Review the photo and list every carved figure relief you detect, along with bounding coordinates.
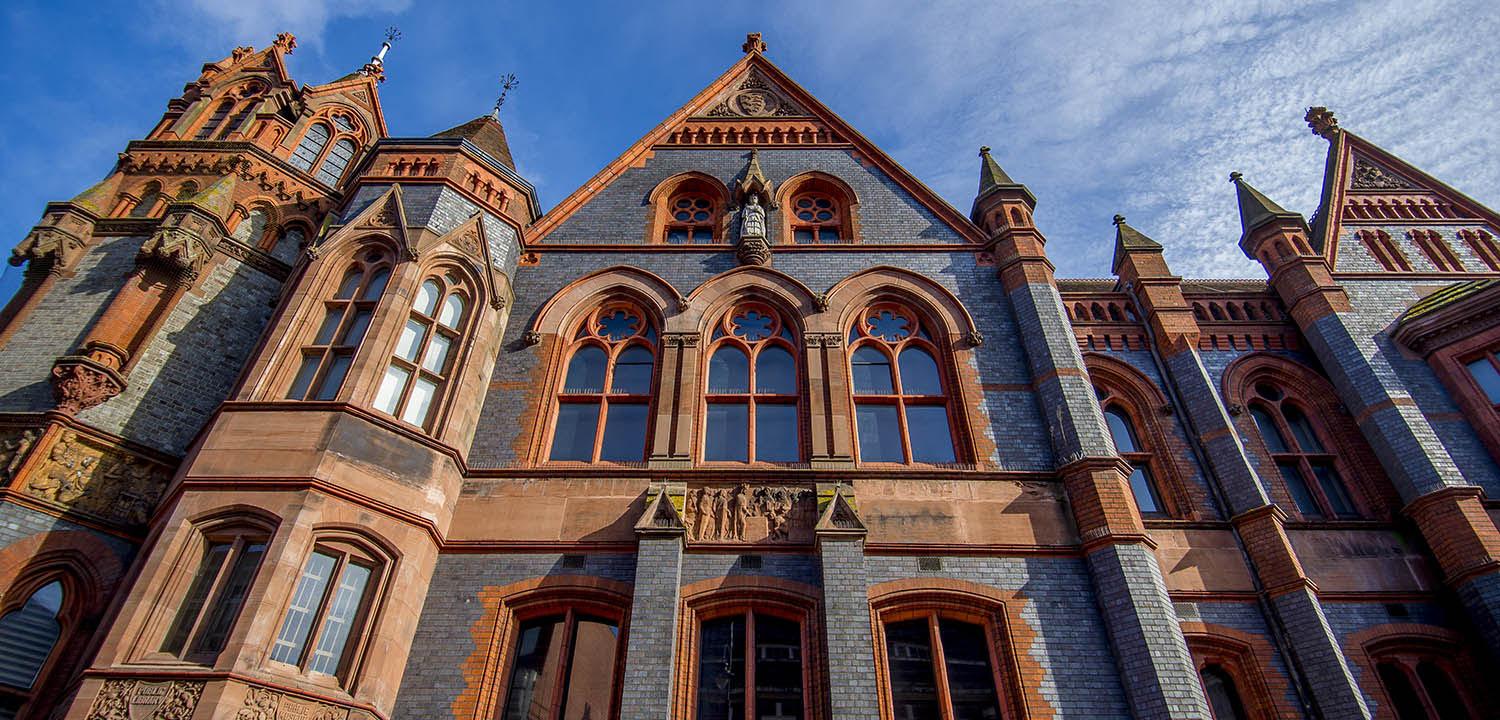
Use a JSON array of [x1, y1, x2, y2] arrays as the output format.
[[0, 428, 38, 481], [687, 484, 814, 543], [736, 194, 772, 267], [87, 679, 204, 720], [1351, 157, 1414, 190], [24, 431, 170, 527]]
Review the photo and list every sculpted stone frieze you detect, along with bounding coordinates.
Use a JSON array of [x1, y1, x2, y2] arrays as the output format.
[[687, 484, 814, 544], [0, 428, 40, 481], [237, 686, 350, 720], [1351, 157, 1414, 190], [705, 73, 805, 118], [25, 431, 170, 527], [87, 679, 204, 720]]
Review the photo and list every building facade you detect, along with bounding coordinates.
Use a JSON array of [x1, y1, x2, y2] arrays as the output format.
[[0, 31, 1497, 720]]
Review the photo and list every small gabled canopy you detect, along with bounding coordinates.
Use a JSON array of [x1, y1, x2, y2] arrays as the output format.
[[1230, 171, 1304, 240], [175, 174, 238, 222], [1110, 214, 1162, 274], [432, 113, 516, 171], [970, 146, 1035, 221]]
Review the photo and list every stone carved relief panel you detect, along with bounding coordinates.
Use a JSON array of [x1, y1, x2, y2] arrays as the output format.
[[687, 484, 815, 544], [21, 431, 171, 527], [87, 679, 204, 720], [1351, 157, 1415, 190], [704, 72, 807, 118], [0, 428, 40, 482], [237, 686, 353, 720]]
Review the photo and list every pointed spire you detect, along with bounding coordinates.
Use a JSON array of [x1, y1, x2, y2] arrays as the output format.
[[1230, 171, 1304, 238], [1110, 213, 1163, 274], [732, 148, 774, 206], [434, 114, 516, 170], [977, 145, 1018, 193], [68, 177, 117, 217], [360, 26, 400, 82]]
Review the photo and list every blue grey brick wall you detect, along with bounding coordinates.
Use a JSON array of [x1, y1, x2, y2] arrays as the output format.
[[0, 236, 140, 413], [1180, 600, 1304, 713], [1322, 599, 1456, 715], [680, 549, 821, 587], [0, 502, 137, 567], [392, 552, 637, 716], [820, 539, 879, 720], [621, 537, 683, 720], [1268, 589, 1371, 718], [541, 148, 966, 246], [1332, 224, 1499, 274], [341, 184, 521, 276]]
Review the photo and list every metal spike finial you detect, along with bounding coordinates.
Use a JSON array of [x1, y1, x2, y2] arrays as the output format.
[[375, 25, 401, 63], [1112, 214, 1125, 226], [979, 145, 991, 156], [1229, 171, 1244, 183], [492, 73, 520, 118]]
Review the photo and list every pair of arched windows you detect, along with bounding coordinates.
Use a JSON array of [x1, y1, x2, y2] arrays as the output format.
[[1245, 381, 1358, 519], [289, 113, 361, 187], [1097, 389, 1169, 517], [192, 82, 264, 141], [546, 300, 958, 466], [657, 177, 849, 244]]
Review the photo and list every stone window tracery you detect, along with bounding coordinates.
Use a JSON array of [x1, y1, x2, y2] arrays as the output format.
[[848, 303, 956, 464], [777, 173, 857, 244], [373, 271, 470, 429], [703, 303, 801, 464], [548, 303, 657, 463], [789, 192, 841, 244], [287, 249, 392, 401], [1246, 381, 1359, 519], [290, 113, 363, 187], [665, 192, 719, 244], [269, 538, 385, 685], [1369, 644, 1478, 719], [289, 122, 331, 173]]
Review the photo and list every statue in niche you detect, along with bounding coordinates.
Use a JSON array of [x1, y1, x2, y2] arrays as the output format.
[[741, 193, 767, 239]]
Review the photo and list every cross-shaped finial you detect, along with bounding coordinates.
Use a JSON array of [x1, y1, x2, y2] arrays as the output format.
[[743, 32, 767, 54], [493, 73, 520, 117]]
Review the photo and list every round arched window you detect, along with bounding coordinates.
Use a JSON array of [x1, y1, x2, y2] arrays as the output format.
[[791, 192, 841, 243]]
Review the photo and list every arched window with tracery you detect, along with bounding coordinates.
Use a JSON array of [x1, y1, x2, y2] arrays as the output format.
[[0, 581, 64, 715], [194, 98, 236, 140], [1368, 642, 1480, 720], [790, 191, 842, 244], [289, 122, 331, 172], [703, 303, 801, 463], [1245, 381, 1359, 519], [373, 271, 470, 429], [548, 304, 657, 463], [316, 138, 359, 187], [848, 303, 956, 464], [287, 248, 392, 401], [665, 191, 719, 244], [1097, 389, 1168, 517], [129, 181, 164, 218]]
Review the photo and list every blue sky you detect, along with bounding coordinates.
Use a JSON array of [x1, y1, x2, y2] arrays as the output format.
[[3, 0, 1499, 304]]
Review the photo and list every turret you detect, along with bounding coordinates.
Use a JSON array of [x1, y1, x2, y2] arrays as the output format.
[[1231, 172, 1350, 325], [969, 145, 1037, 236]]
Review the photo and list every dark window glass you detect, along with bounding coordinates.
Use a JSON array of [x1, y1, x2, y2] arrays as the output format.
[[755, 346, 796, 394], [195, 100, 235, 140], [939, 619, 1001, 720], [161, 542, 230, 654], [756, 404, 799, 463], [551, 404, 600, 461], [884, 619, 941, 720], [794, 229, 815, 244], [706, 403, 750, 463], [1250, 406, 1288, 453], [503, 617, 566, 720], [698, 616, 747, 720], [0, 581, 63, 689], [1310, 462, 1355, 517], [599, 403, 649, 462], [666, 228, 690, 244], [611, 346, 654, 394], [562, 617, 619, 720], [191, 542, 266, 653], [313, 354, 352, 401], [1282, 406, 1324, 451], [1466, 357, 1500, 404], [856, 404, 904, 462], [898, 347, 943, 396], [1128, 467, 1162, 516], [905, 406, 956, 464], [564, 347, 608, 393], [755, 615, 804, 720], [1377, 662, 1428, 720], [1200, 665, 1248, 720], [1277, 462, 1322, 517], [1415, 661, 1469, 720], [851, 347, 894, 394], [1103, 408, 1138, 452], [710, 347, 750, 393]]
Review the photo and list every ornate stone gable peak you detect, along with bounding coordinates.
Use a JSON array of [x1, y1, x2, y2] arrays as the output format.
[[1350, 156, 1416, 191], [700, 70, 809, 119]]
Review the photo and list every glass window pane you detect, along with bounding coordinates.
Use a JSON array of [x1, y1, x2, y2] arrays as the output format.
[[897, 347, 943, 396], [287, 354, 321, 400], [939, 618, 1001, 720], [334, 268, 363, 299], [611, 346, 654, 394], [314, 307, 345, 345], [422, 333, 453, 374], [502, 617, 567, 720], [756, 404, 799, 463], [1103, 408, 1139, 453], [162, 542, 231, 654], [307, 562, 371, 675], [339, 309, 372, 345], [1128, 467, 1162, 515], [290, 123, 329, 172], [550, 404, 600, 461], [313, 354, 352, 401], [856, 403, 904, 463], [361, 267, 390, 301], [439, 293, 466, 329], [1466, 357, 1500, 404], [884, 619, 940, 720], [1250, 406, 1289, 453], [794, 229, 816, 244], [666, 228, 689, 244], [1277, 461, 1322, 517], [600, 402, 649, 462], [755, 615, 804, 720], [709, 346, 750, 393], [1416, 661, 1469, 720], [1201, 666, 1248, 720], [316, 139, 358, 186], [706, 403, 749, 462], [270, 552, 337, 665], [755, 346, 796, 395], [1310, 462, 1356, 517], [395, 319, 425, 361], [697, 616, 747, 720], [561, 617, 620, 720], [0, 582, 64, 689], [373, 364, 410, 415], [1281, 406, 1324, 452], [1377, 662, 1428, 720], [906, 405, 956, 464], [564, 347, 608, 393], [191, 542, 265, 654], [415, 280, 441, 317], [851, 346, 895, 395], [401, 377, 438, 426]]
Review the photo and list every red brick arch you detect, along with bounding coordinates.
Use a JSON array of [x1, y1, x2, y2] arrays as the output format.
[[1180, 621, 1300, 719], [1343, 622, 1490, 720], [685, 265, 821, 336], [775, 170, 862, 244], [645, 171, 733, 244]]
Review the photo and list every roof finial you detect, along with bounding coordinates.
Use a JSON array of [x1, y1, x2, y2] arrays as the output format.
[[1229, 171, 1244, 184], [360, 26, 401, 82], [1112, 213, 1125, 226], [979, 145, 991, 157], [492, 73, 520, 119], [1305, 106, 1339, 140], [743, 32, 767, 54], [273, 32, 297, 55]]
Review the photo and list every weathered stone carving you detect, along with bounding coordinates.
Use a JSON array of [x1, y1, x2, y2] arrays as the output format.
[[741, 194, 767, 239], [706, 72, 804, 118], [1351, 158, 1414, 190], [139, 221, 217, 279], [688, 484, 814, 543], [51, 361, 125, 414], [0, 428, 39, 481], [87, 679, 204, 720], [237, 686, 350, 720], [12, 214, 93, 275], [25, 431, 170, 526]]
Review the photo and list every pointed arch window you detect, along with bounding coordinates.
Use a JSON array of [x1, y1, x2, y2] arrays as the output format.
[[0, 581, 64, 706], [790, 192, 841, 244], [1247, 382, 1358, 519], [549, 304, 657, 463], [195, 99, 236, 140], [665, 192, 719, 244], [1097, 389, 1168, 517], [287, 249, 391, 401], [848, 304, 957, 464], [703, 304, 801, 463], [1371, 649, 1478, 720], [1199, 665, 1249, 720], [373, 272, 470, 429], [316, 138, 359, 187], [269, 538, 385, 685], [129, 182, 164, 218], [289, 122, 331, 173]]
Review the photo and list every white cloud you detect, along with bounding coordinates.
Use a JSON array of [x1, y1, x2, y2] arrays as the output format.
[[162, 0, 411, 49], [774, 0, 1500, 277]]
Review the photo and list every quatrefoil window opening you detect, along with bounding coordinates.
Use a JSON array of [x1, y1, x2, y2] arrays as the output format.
[[704, 303, 800, 464], [665, 192, 718, 244], [791, 191, 841, 244]]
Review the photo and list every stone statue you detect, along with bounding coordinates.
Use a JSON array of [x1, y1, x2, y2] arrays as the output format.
[[741, 194, 766, 239]]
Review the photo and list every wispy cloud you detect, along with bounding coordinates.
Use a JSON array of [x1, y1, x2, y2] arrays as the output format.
[[775, 0, 1500, 277], [159, 0, 411, 50]]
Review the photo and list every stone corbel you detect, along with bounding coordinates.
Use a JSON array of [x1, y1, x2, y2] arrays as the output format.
[[138, 219, 219, 281], [50, 356, 126, 414]]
